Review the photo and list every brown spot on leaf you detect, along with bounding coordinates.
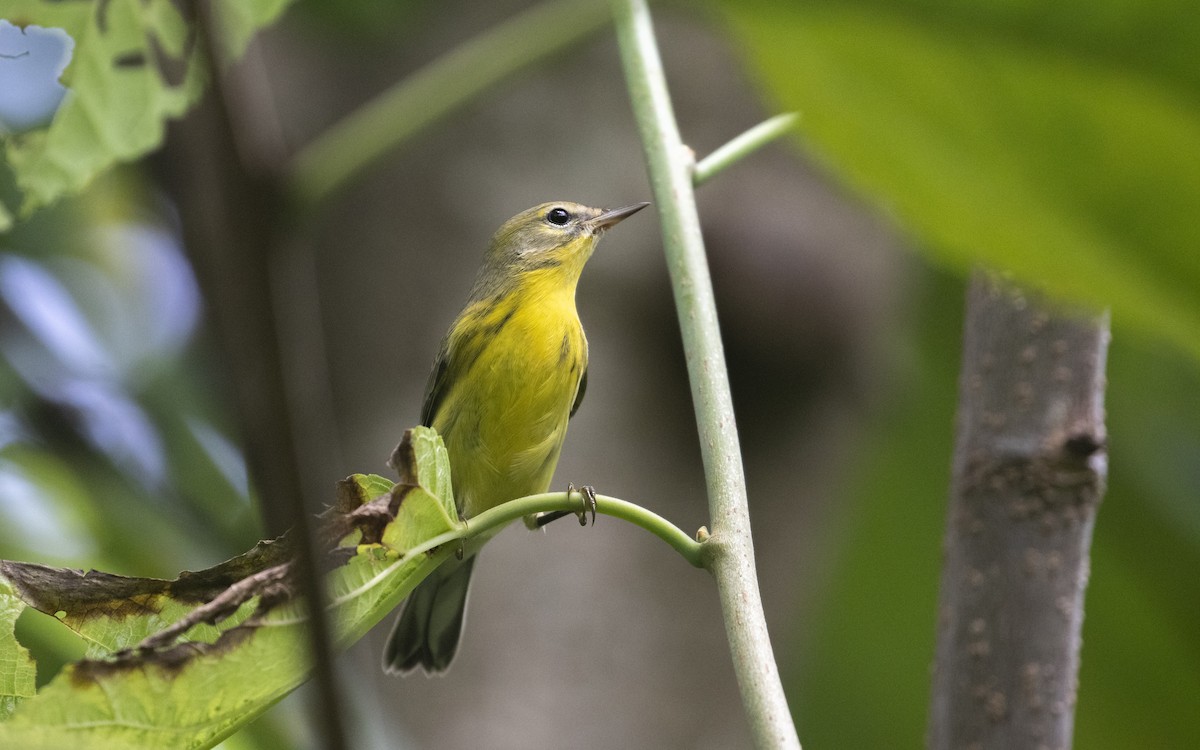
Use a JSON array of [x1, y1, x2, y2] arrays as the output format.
[[388, 429, 419, 485], [170, 536, 294, 604], [3, 428, 432, 688], [71, 624, 258, 685], [332, 476, 369, 514], [146, 30, 190, 87], [146, 562, 292, 646], [336, 486, 412, 546], [113, 51, 146, 69], [0, 561, 170, 622]]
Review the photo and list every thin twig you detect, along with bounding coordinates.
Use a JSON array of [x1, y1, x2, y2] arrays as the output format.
[[693, 113, 799, 187], [612, 1, 801, 747], [468, 491, 705, 568]]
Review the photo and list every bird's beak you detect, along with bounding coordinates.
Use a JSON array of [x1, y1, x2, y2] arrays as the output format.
[[588, 202, 650, 233]]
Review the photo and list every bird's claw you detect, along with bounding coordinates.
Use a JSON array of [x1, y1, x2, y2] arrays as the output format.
[[533, 484, 598, 528], [569, 483, 597, 526]]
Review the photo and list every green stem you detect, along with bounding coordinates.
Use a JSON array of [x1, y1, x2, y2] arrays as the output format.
[[421, 492, 705, 568], [693, 113, 799, 187], [286, 0, 612, 209], [612, 1, 801, 748]]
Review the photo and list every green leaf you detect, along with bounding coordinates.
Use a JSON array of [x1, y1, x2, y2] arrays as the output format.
[[3, 0, 204, 220], [0, 426, 461, 750], [352, 472, 396, 502], [0, 0, 294, 225], [723, 0, 1200, 359], [0, 579, 37, 720]]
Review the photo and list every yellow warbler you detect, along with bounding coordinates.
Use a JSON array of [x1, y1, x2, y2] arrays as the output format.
[[383, 200, 648, 674]]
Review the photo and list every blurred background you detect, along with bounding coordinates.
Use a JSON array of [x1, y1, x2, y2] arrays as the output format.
[[1, 0, 1197, 748]]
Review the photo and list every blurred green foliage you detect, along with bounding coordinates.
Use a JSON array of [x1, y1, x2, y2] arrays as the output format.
[[791, 263, 1200, 747], [0, 178, 301, 747], [0, 0, 1197, 747], [718, 1, 1200, 744], [0, 0, 293, 228], [0, 449, 460, 750], [724, 0, 1200, 359], [789, 267, 958, 748]]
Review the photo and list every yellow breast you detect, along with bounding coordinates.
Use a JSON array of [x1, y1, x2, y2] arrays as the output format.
[[432, 282, 587, 519]]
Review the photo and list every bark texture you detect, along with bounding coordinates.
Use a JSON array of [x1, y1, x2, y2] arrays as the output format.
[[930, 271, 1110, 750]]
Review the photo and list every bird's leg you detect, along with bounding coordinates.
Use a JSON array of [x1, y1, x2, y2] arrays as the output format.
[[533, 483, 597, 528], [533, 510, 569, 528], [575, 484, 597, 526]]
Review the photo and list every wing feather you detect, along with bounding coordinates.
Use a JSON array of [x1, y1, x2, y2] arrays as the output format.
[[569, 366, 587, 418], [420, 340, 452, 427]]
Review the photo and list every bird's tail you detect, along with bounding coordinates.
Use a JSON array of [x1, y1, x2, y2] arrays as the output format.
[[382, 555, 476, 675]]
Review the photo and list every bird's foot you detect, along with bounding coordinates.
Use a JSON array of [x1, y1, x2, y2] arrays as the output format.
[[533, 483, 597, 528], [573, 483, 597, 526]]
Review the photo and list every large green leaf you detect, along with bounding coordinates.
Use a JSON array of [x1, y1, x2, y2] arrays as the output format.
[[0, 427, 461, 750], [0, 0, 294, 230], [790, 270, 959, 749], [1076, 335, 1200, 748], [724, 0, 1200, 359]]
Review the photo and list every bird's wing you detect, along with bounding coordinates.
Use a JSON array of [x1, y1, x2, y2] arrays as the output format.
[[569, 366, 588, 419], [420, 339, 453, 428]]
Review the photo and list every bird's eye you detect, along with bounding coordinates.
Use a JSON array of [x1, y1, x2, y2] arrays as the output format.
[[546, 207, 571, 226]]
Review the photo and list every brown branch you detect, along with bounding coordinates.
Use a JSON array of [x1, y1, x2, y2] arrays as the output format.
[[156, 3, 348, 748], [929, 270, 1110, 749]]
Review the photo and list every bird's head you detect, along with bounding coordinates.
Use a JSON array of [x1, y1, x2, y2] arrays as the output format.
[[484, 201, 649, 281]]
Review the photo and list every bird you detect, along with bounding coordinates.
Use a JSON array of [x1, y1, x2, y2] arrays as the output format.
[[383, 200, 649, 675]]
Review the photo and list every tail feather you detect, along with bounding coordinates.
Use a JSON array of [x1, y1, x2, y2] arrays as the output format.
[[383, 556, 476, 675]]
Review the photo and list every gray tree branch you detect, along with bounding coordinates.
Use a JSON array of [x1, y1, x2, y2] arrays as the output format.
[[930, 270, 1110, 749]]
